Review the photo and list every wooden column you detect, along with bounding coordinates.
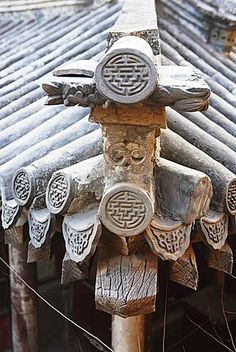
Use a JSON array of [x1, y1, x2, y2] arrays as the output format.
[[8, 242, 39, 352], [112, 315, 145, 352]]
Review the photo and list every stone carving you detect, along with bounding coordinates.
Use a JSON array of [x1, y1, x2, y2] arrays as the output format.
[[47, 174, 69, 211], [226, 180, 236, 214], [63, 210, 102, 263], [28, 209, 52, 248], [13, 170, 32, 206], [1, 200, 20, 229], [42, 79, 106, 108], [145, 219, 192, 260], [95, 36, 157, 104], [102, 54, 149, 96], [99, 183, 154, 236], [108, 142, 146, 166], [200, 212, 228, 250]]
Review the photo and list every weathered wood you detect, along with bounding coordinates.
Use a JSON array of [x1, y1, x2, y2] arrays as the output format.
[[112, 315, 145, 352], [199, 210, 228, 250], [8, 243, 39, 352], [208, 242, 233, 274], [169, 245, 199, 290], [160, 129, 236, 215], [27, 238, 51, 263], [95, 247, 158, 317], [61, 251, 88, 284], [4, 226, 25, 245]]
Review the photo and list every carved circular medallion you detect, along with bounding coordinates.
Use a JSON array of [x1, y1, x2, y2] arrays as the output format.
[[99, 183, 154, 236], [95, 37, 157, 104], [13, 170, 32, 206], [46, 174, 70, 214], [226, 180, 236, 214]]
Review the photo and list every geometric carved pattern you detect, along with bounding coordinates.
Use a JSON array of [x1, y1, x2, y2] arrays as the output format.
[[64, 224, 93, 256], [99, 184, 154, 236], [47, 174, 68, 209], [13, 170, 31, 203], [1, 202, 20, 229], [200, 213, 228, 250], [108, 142, 146, 166], [63, 211, 102, 263], [28, 210, 52, 248], [107, 191, 146, 229], [227, 180, 236, 214], [145, 220, 192, 260], [103, 54, 149, 97]]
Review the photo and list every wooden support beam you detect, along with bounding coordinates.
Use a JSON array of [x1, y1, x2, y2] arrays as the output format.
[[8, 242, 39, 352], [112, 315, 145, 352]]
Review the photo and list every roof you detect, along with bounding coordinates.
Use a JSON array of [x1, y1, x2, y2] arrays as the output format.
[[0, 0, 236, 317]]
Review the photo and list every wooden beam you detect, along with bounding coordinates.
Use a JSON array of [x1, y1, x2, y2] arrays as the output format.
[[8, 242, 39, 352], [112, 315, 145, 352]]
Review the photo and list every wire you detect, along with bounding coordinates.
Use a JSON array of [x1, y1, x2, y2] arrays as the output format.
[[0, 255, 113, 352]]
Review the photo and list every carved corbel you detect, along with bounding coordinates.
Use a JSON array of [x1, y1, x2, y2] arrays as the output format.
[[208, 242, 233, 275], [169, 245, 199, 290]]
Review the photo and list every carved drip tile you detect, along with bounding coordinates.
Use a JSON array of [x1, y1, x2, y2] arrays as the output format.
[[63, 209, 102, 263], [208, 242, 233, 275], [169, 245, 199, 290], [145, 218, 192, 261], [1, 199, 21, 229], [95, 248, 158, 317], [199, 211, 228, 250], [28, 208, 54, 248]]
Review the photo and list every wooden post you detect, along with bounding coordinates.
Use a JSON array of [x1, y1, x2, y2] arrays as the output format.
[[8, 242, 39, 352], [112, 315, 145, 352]]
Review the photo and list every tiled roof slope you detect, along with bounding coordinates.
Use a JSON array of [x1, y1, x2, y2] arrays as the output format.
[[0, 0, 236, 295]]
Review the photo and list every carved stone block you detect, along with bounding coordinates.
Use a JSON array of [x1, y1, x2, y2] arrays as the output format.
[[99, 183, 154, 236], [199, 211, 228, 250], [63, 209, 102, 263], [145, 218, 192, 261], [95, 247, 158, 317], [95, 36, 157, 104]]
